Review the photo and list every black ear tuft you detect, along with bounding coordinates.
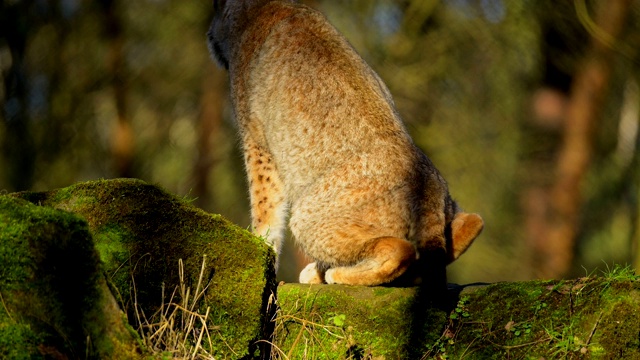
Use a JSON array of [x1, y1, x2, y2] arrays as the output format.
[[213, 0, 226, 13], [207, 0, 230, 69], [213, 42, 229, 70]]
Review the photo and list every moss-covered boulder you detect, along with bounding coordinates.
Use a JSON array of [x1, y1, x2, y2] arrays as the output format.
[[273, 284, 448, 359], [0, 196, 142, 359], [445, 275, 640, 359], [15, 178, 276, 359], [5, 178, 640, 359], [275, 271, 640, 359]]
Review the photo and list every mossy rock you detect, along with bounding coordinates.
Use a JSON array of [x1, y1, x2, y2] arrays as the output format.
[[274, 283, 448, 359], [7, 178, 640, 359], [445, 276, 640, 359], [276, 273, 640, 359], [0, 196, 142, 359], [15, 178, 276, 359]]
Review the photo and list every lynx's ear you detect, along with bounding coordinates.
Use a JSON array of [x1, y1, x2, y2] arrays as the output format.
[[207, 0, 230, 69], [447, 212, 483, 264], [213, 0, 225, 12]]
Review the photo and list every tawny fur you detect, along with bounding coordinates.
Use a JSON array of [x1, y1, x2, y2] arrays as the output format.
[[207, 0, 483, 286]]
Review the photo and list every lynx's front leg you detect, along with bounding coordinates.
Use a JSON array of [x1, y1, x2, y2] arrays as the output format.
[[244, 139, 288, 261], [299, 262, 325, 284]]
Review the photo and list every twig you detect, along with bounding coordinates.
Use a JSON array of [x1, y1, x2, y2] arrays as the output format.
[[0, 291, 14, 322], [256, 339, 289, 360], [585, 312, 603, 346], [215, 328, 239, 356], [132, 273, 147, 344], [286, 321, 307, 359], [184, 256, 209, 348], [497, 336, 553, 350], [191, 255, 208, 310], [191, 306, 210, 360], [277, 313, 344, 332]]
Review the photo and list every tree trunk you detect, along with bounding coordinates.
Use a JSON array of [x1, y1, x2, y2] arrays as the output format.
[[192, 64, 226, 211], [538, 0, 632, 278], [0, 1, 36, 191], [100, 0, 134, 178]]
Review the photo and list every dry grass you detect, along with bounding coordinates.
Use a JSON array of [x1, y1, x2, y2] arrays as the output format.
[[266, 287, 371, 360], [133, 255, 223, 359]]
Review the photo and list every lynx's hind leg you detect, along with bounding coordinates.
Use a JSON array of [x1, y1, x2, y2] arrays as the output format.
[[244, 140, 288, 261], [447, 212, 483, 263], [324, 237, 416, 286]]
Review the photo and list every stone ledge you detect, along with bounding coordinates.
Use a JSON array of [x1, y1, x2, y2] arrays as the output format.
[[274, 276, 640, 359], [3, 179, 639, 359], [8, 178, 276, 359]]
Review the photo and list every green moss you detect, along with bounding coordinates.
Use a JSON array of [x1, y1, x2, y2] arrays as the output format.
[[275, 284, 447, 359], [6, 180, 640, 359], [15, 178, 275, 359], [0, 196, 97, 355], [0, 195, 143, 359], [424, 277, 640, 359], [0, 309, 41, 360], [275, 276, 640, 359]]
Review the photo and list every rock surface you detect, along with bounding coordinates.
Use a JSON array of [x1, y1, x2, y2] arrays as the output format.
[[10, 178, 276, 359], [0, 195, 141, 359], [273, 283, 448, 359], [3, 178, 640, 359], [275, 275, 640, 359]]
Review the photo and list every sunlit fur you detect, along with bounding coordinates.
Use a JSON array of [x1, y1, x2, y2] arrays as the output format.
[[207, 0, 483, 286]]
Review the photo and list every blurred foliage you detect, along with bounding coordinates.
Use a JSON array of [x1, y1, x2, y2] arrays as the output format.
[[1, 0, 639, 284]]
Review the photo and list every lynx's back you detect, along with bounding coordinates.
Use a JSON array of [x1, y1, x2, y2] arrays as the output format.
[[246, 5, 418, 198]]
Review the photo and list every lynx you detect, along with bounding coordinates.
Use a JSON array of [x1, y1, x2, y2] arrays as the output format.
[[207, 0, 483, 286]]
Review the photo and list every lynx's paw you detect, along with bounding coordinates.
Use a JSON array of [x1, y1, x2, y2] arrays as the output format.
[[324, 268, 336, 284], [299, 262, 325, 284]]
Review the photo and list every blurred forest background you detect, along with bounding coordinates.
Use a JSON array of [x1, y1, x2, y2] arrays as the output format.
[[1, 0, 639, 284]]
